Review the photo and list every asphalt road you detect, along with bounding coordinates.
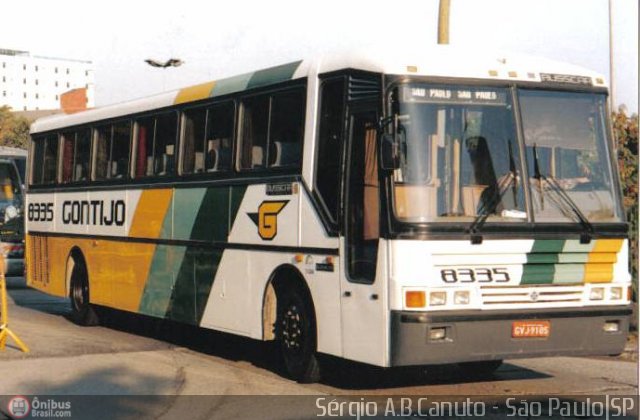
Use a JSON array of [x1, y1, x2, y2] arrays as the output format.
[[0, 277, 637, 419]]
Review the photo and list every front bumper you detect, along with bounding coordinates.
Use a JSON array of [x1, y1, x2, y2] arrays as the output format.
[[390, 306, 631, 366]]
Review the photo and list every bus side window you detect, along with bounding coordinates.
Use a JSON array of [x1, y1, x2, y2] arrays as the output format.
[[30, 136, 46, 185], [154, 113, 177, 176], [94, 125, 111, 180], [239, 95, 269, 170], [135, 117, 155, 177], [94, 121, 131, 180], [111, 121, 131, 179], [315, 77, 345, 224], [61, 131, 76, 183], [134, 113, 177, 177], [239, 88, 304, 171], [268, 89, 304, 168], [42, 134, 59, 184], [182, 107, 207, 174], [74, 129, 92, 181], [205, 102, 234, 172]]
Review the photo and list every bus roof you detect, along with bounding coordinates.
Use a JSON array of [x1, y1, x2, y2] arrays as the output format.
[[0, 146, 27, 157], [31, 46, 606, 134]]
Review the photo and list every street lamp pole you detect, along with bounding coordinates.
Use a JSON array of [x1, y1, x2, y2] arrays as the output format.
[[608, 0, 615, 110], [438, 0, 451, 45]]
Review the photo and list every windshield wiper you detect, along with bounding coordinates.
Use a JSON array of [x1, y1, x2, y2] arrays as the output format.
[[532, 144, 594, 243], [467, 172, 517, 244], [468, 140, 520, 244]]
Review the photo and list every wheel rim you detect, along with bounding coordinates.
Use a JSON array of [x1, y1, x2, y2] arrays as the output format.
[[72, 275, 87, 311], [281, 303, 304, 355]]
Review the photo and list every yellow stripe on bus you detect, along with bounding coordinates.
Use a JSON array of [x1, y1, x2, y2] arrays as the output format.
[[590, 239, 624, 254], [583, 263, 616, 283], [174, 81, 216, 104], [37, 236, 157, 312], [129, 189, 173, 239], [583, 239, 624, 283]]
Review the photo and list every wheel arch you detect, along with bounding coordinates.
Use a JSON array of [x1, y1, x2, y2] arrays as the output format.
[[261, 263, 316, 341], [65, 246, 87, 297]]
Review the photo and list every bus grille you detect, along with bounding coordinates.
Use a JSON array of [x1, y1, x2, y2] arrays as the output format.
[[480, 285, 583, 309], [28, 234, 49, 285]]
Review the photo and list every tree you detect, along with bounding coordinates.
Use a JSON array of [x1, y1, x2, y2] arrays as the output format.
[[0, 106, 30, 149], [613, 108, 639, 298]]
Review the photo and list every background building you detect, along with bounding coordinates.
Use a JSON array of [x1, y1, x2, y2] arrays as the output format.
[[0, 48, 94, 111]]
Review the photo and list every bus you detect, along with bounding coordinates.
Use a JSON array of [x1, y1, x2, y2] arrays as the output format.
[[26, 47, 632, 382], [0, 147, 27, 276], [0, 146, 27, 183], [0, 158, 25, 275]]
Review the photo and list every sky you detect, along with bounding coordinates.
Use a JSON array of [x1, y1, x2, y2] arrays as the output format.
[[1, 0, 638, 113]]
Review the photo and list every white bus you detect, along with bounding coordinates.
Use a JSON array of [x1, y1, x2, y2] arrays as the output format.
[[26, 47, 632, 382]]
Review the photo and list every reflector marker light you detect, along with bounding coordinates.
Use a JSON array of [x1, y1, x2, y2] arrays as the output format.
[[405, 291, 426, 308]]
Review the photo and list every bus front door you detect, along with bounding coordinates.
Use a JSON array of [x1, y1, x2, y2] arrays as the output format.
[[340, 110, 387, 366]]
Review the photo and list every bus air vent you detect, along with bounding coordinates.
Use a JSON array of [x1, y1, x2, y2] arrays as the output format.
[[347, 75, 381, 103]]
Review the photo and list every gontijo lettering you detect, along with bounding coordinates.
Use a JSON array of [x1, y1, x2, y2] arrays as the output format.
[[62, 200, 126, 226]]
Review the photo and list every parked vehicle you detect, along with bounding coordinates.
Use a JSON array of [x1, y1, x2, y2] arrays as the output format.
[[0, 159, 24, 276]]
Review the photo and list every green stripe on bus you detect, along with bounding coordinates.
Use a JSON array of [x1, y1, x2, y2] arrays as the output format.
[[142, 185, 247, 321], [521, 263, 555, 284], [229, 185, 248, 231], [246, 61, 302, 90], [526, 253, 559, 264], [521, 240, 598, 284], [530, 239, 565, 253], [211, 73, 253, 98], [521, 240, 564, 284], [165, 247, 224, 324], [138, 245, 188, 317], [159, 196, 173, 239], [173, 188, 208, 239], [190, 187, 232, 242]]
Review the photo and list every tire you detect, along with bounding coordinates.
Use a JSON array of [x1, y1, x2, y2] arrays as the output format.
[[69, 257, 99, 326], [276, 287, 321, 383], [458, 360, 503, 377]]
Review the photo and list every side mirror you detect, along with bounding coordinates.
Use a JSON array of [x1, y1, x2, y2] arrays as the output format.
[[380, 133, 400, 171]]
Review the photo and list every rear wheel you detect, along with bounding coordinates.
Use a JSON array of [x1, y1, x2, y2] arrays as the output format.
[[69, 257, 99, 326], [276, 287, 321, 383]]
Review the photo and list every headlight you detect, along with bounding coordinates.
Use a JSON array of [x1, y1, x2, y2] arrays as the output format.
[[610, 287, 623, 300], [589, 287, 605, 301], [454, 290, 470, 305], [429, 291, 447, 306], [4, 205, 17, 221]]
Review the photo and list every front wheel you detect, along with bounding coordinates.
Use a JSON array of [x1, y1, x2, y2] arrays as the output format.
[[70, 257, 99, 326], [277, 288, 321, 383]]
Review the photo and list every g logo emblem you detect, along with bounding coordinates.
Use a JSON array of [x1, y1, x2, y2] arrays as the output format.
[[248, 201, 289, 240]]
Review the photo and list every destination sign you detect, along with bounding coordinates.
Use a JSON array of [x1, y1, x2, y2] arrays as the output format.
[[402, 86, 507, 106], [540, 73, 593, 86]]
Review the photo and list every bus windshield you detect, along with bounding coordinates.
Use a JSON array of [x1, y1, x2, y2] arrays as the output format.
[[519, 90, 622, 223], [0, 161, 21, 203], [389, 84, 526, 223], [388, 85, 623, 225]]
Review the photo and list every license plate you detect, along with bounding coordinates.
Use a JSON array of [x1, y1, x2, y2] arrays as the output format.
[[512, 320, 550, 338]]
